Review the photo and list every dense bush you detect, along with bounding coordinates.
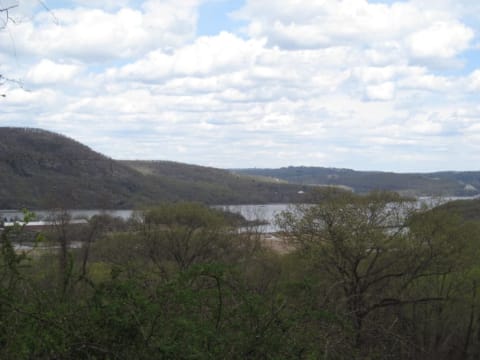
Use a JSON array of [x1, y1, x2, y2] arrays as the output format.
[[1, 199, 480, 359]]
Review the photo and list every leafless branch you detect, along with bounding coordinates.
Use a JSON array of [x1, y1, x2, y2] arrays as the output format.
[[37, 0, 59, 25], [0, 4, 18, 29]]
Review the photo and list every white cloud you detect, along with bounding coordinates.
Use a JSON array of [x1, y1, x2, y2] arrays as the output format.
[[365, 82, 396, 101], [1, 0, 480, 171], [468, 70, 480, 91], [354, 66, 398, 84], [0, 0, 199, 62], [237, 0, 475, 69], [2, 87, 59, 109], [398, 71, 452, 92], [238, 0, 437, 47], [407, 116, 444, 135], [26, 59, 82, 84], [111, 32, 264, 81], [407, 21, 473, 59]]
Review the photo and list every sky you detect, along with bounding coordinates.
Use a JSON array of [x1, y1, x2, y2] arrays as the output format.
[[1, 0, 480, 172]]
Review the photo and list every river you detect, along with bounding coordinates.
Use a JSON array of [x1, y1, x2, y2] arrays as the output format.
[[1, 196, 478, 234]]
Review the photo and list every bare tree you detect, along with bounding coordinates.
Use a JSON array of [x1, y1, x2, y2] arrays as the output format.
[[0, 3, 18, 30], [276, 190, 468, 354], [1, 1, 54, 96], [47, 208, 73, 296], [0, 2, 18, 96]]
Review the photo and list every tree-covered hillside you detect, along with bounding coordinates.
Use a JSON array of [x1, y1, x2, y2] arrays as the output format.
[[121, 160, 306, 205], [0, 127, 151, 208], [235, 166, 480, 196], [429, 198, 480, 222], [0, 127, 309, 208], [3, 127, 479, 209]]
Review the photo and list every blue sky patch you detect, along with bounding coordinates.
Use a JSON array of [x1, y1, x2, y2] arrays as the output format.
[[197, 0, 246, 36]]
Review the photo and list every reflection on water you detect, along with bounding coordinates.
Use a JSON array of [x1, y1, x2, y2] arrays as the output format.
[[1, 206, 293, 233], [2, 196, 479, 234], [215, 204, 294, 233]]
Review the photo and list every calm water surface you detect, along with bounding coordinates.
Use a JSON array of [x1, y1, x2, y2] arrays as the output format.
[[0, 206, 293, 233], [2, 196, 478, 233]]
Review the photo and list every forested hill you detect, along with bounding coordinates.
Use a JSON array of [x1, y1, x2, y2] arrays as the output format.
[[120, 160, 309, 205], [432, 198, 480, 222], [0, 127, 309, 209], [3, 127, 478, 209], [234, 167, 480, 197], [0, 127, 170, 208]]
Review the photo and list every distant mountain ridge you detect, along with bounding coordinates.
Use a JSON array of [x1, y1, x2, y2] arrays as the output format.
[[234, 166, 480, 197], [2, 127, 478, 209], [0, 127, 309, 209]]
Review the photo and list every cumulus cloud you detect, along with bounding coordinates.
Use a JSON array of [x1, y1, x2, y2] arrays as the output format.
[[26, 59, 82, 84], [111, 32, 264, 81], [1, 0, 479, 171], [407, 21, 473, 59], [0, 0, 199, 62], [238, 1, 434, 46], [468, 70, 480, 91], [237, 0, 475, 68], [365, 82, 396, 101]]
